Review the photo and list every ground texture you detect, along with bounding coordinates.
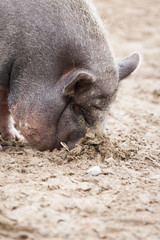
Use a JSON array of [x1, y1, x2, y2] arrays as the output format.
[[0, 0, 160, 239]]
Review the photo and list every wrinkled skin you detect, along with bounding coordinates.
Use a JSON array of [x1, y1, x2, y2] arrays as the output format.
[[0, 0, 139, 150]]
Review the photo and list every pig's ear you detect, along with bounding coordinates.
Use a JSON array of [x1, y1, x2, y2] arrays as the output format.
[[63, 70, 95, 95], [118, 53, 140, 81]]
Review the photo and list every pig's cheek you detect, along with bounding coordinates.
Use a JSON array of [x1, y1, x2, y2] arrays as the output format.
[[19, 119, 44, 145], [11, 107, 56, 150], [20, 118, 56, 150]]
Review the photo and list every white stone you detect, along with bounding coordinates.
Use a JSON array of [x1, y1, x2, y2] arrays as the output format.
[[105, 157, 115, 164], [38, 162, 44, 167], [86, 166, 101, 176]]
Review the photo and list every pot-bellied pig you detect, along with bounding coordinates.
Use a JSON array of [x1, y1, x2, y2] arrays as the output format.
[[0, 0, 139, 150]]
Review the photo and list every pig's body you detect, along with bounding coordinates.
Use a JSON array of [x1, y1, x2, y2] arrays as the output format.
[[0, 0, 139, 150]]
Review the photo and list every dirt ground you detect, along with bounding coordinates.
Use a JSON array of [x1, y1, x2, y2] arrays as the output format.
[[0, 0, 160, 239]]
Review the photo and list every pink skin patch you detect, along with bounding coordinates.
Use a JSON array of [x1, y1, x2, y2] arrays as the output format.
[[11, 104, 56, 150]]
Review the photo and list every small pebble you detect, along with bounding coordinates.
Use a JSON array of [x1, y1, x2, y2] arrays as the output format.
[[21, 168, 26, 173], [86, 166, 101, 176], [38, 162, 44, 167], [105, 157, 115, 167], [146, 206, 152, 212], [0, 145, 3, 151], [10, 160, 16, 164], [105, 157, 115, 163]]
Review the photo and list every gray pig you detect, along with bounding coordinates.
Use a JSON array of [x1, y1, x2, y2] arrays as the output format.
[[0, 0, 139, 150]]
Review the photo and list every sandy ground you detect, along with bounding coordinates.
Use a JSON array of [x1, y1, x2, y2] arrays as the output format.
[[0, 0, 160, 239]]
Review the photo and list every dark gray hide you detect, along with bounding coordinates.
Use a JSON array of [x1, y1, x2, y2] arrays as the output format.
[[0, 0, 139, 150]]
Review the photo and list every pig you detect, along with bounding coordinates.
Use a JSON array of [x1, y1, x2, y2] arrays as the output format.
[[0, 0, 139, 151]]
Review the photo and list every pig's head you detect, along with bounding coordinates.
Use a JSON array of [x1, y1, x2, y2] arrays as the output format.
[[57, 53, 140, 149], [10, 53, 139, 151]]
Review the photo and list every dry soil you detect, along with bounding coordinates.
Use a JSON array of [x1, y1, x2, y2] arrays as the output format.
[[0, 0, 160, 239]]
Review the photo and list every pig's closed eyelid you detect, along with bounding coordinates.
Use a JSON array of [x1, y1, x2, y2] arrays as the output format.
[[70, 103, 83, 115]]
